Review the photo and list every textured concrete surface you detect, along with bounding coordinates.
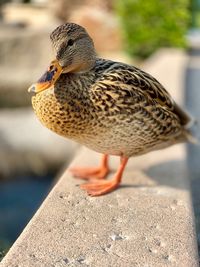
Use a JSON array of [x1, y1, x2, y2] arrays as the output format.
[[0, 146, 198, 267]]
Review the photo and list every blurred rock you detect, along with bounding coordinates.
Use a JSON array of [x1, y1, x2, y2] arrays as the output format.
[[2, 3, 58, 28], [0, 2, 61, 107], [0, 108, 79, 179], [69, 6, 122, 52], [0, 26, 55, 107], [85, 0, 114, 11], [48, 0, 83, 22], [48, 0, 114, 22]]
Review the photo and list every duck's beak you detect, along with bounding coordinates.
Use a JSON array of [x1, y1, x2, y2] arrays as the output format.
[[28, 59, 63, 93]]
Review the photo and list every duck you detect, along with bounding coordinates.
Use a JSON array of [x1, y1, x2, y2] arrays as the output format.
[[28, 22, 194, 196]]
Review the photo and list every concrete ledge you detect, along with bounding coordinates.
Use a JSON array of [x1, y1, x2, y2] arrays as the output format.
[[0, 145, 198, 267]]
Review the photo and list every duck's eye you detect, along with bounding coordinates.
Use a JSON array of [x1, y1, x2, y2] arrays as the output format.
[[67, 39, 74, 46]]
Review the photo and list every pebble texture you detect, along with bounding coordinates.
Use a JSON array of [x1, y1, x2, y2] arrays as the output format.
[[0, 146, 198, 267]]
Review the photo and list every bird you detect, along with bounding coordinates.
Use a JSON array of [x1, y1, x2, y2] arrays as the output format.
[[28, 22, 194, 197]]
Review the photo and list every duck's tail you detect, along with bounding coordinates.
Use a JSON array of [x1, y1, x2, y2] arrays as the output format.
[[180, 117, 199, 144], [173, 101, 198, 144]]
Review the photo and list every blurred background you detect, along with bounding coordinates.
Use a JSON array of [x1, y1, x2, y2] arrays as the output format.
[[0, 0, 200, 261]]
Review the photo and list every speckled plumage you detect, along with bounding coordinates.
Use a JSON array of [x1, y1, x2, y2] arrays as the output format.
[[29, 23, 194, 196], [32, 57, 191, 158]]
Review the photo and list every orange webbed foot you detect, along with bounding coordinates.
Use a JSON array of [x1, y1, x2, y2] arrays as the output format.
[[69, 166, 109, 180], [69, 154, 109, 180], [80, 157, 129, 197], [80, 179, 119, 196]]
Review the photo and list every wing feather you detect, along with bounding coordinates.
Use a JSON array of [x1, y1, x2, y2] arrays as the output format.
[[93, 62, 191, 126]]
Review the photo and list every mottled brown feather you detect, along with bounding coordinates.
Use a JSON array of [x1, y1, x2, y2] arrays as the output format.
[[31, 23, 194, 158]]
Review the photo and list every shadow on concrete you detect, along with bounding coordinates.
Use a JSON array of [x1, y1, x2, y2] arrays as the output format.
[[119, 159, 189, 191], [144, 160, 188, 190]]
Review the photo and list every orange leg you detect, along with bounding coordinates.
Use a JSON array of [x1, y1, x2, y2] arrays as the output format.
[[80, 157, 128, 196], [69, 154, 109, 180]]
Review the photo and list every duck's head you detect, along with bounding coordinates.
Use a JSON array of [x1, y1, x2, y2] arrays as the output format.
[[28, 23, 96, 94]]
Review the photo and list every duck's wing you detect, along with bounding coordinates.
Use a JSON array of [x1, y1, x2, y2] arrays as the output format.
[[92, 62, 191, 126], [132, 67, 191, 126]]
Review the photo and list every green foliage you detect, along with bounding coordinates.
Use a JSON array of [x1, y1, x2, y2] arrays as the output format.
[[115, 0, 190, 58]]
